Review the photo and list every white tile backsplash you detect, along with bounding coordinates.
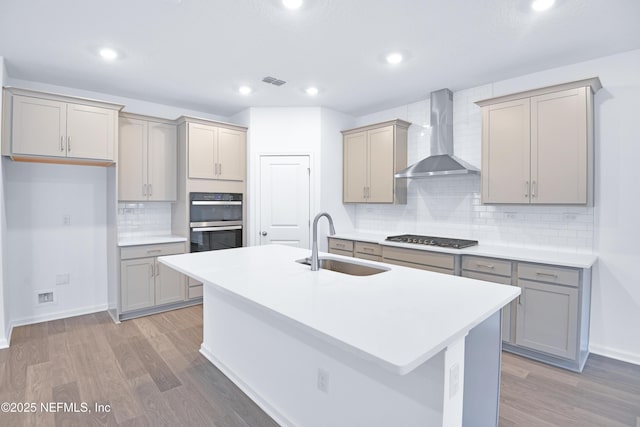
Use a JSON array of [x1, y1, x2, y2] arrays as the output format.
[[117, 202, 173, 240], [354, 86, 594, 252]]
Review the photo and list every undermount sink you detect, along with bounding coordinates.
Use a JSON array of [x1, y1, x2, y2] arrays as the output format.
[[296, 257, 389, 276]]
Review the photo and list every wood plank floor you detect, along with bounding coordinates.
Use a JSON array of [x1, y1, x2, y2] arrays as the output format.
[[0, 306, 638, 426]]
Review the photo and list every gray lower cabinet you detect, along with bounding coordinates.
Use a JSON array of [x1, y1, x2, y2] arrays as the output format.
[[515, 279, 578, 358], [120, 242, 187, 315], [330, 237, 592, 372], [461, 256, 515, 344], [382, 246, 455, 275], [354, 241, 382, 262], [328, 238, 354, 257]]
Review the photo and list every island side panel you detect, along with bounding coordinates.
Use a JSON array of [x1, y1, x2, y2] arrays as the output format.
[[462, 310, 502, 426], [200, 284, 447, 427]]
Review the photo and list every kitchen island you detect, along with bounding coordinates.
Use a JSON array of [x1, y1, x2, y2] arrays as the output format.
[[159, 244, 520, 427]]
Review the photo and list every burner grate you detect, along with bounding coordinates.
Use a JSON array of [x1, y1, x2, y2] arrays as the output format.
[[385, 234, 478, 249]]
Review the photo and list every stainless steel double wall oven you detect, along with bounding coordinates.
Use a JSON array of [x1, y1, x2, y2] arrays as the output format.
[[189, 192, 243, 252]]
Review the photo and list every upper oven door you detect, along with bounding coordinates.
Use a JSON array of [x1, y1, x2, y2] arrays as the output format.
[[190, 193, 242, 223]]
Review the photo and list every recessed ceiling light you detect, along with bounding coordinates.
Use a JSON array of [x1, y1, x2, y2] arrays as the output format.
[[238, 86, 252, 95], [305, 87, 319, 96], [385, 52, 403, 65], [99, 48, 118, 60], [282, 0, 302, 10], [531, 0, 555, 11]]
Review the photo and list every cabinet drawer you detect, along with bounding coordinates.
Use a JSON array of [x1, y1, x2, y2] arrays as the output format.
[[462, 256, 512, 277], [355, 241, 382, 256], [121, 242, 186, 260], [382, 246, 454, 270], [518, 263, 579, 287], [383, 258, 453, 275], [328, 248, 354, 257], [462, 270, 512, 285], [188, 285, 203, 299], [354, 253, 382, 262], [329, 238, 354, 252]]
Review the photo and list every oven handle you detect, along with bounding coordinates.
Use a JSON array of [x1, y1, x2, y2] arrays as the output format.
[[190, 220, 243, 228], [192, 226, 243, 232], [191, 201, 242, 206]]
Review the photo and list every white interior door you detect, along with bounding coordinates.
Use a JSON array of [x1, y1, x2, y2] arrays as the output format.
[[259, 155, 310, 248]]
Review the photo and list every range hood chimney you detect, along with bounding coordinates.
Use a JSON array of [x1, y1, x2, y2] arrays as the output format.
[[394, 88, 479, 178]]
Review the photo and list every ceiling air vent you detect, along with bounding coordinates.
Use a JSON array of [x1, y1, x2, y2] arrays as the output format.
[[262, 76, 287, 86]]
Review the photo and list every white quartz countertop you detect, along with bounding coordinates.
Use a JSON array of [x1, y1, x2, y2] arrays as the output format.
[[118, 235, 187, 247], [331, 232, 597, 269], [159, 244, 520, 375]]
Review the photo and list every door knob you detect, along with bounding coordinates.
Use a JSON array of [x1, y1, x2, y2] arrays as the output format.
[[261, 231, 268, 236]]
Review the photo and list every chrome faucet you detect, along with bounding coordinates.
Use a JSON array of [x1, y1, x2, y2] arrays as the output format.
[[311, 212, 336, 271]]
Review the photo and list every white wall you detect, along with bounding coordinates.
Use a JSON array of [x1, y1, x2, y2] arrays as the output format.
[[4, 161, 109, 325], [319, 108, 356, 250], [354, 49, 640, 364], [0, 56, 8, 347], [245, 107, 323, 247]]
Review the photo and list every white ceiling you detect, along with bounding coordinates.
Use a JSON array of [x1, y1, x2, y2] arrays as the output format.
[[1, 0, 639, 117]]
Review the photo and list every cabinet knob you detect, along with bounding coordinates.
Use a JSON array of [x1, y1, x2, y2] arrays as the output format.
[[261, 231, 268, 236]]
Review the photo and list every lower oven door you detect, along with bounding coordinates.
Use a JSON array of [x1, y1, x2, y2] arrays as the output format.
[[190, 225, 243, 252]]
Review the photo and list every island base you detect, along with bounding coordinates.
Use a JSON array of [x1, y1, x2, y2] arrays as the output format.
[[200, 285, 502, 427]]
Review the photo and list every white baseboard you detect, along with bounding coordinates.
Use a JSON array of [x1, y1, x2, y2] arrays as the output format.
[[589, 344, 640, 366], [9, 304, 109, 331]]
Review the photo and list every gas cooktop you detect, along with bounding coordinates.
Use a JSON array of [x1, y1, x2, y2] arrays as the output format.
[[385, 234, 478, 249]]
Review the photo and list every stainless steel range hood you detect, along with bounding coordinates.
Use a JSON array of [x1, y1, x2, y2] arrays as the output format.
[[394, 88, 479, 178]]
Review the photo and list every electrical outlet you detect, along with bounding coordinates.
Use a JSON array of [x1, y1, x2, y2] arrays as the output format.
[[37, 291, 54, 304], [449, 363, 459, 399], [317, 368, 330, 393], [56, 273, 70, 285], [63, 215, 71, 226]]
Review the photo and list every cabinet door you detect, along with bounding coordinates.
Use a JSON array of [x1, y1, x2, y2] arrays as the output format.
[[367, 125, 395, 203], [217, 127, 245, 181], [531, 88, 588, 204], [481, 98, 531, 203], [462, 270, 514, 343], [343, 131, 367, 202], [515, 279, 578, 359], [121, 258, 155, 312], [12, 95, 66, 157], [148, 122, 177, 201], [188, 123, 217, 179], [118, 117, 148, 201], [66, 103, 116, 160], [155, 261, 185, 306]]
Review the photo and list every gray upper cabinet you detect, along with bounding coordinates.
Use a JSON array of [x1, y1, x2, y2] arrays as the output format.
[[477, 78, 601, 205], [3, 88, 122, 163], [342, 119, 410, 204], [187, 121, 246, 181], [118, 114, 177, 201]]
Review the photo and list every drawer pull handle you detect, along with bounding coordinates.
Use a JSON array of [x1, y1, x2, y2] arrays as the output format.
[[535, 272, 558, 279], [336, 243, 345, 248], [147, 249, 162, 254], [476, 263, 494, 269], [363, 247, 374, 252]]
